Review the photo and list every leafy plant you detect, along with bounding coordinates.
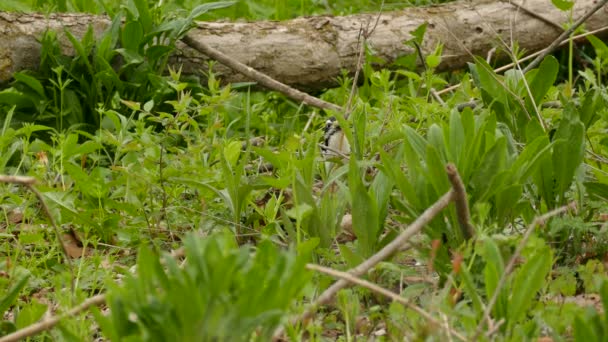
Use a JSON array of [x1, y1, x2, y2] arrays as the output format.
[[95, 232, 313, 341]]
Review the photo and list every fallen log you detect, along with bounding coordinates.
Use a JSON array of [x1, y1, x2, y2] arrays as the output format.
[[0, 0, 607, 90]]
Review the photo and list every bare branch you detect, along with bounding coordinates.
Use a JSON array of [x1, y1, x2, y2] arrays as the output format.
[[0, 294, 106, 342], [181, 34, 342, 113], [0, 175, 36, 185], [473, 202, 577, 339], [0, 175, 75, 297], [306, 263, 468, 341], [446, 164, 474, 240], [523, 0, 608, 72], [280, 188, 455, 336]]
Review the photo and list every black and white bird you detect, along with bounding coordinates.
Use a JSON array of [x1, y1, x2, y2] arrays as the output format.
[[322, 116, 350, 169]]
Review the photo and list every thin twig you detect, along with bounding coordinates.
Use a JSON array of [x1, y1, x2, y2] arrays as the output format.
[[278, 189, 455, 337], [306, 264, 468, 342], [0, 175, 36, 184], [472, 202, 576, 339], [506, 0, 564, 32], [523, 0, 608, 72], [0, 294, 106, 342], [0, 175, 75, 298], [344, 1, 383, 120], [181, 35, 342, 112], [435, 26, 608, 96], [317, 143, 351, 160], [446, 164, 474, 240]]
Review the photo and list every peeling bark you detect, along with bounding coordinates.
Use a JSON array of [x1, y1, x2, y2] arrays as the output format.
[[1, 0, 607, 90]]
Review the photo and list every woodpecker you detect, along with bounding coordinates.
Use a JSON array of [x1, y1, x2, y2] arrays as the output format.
[[322, 116, 350, 165]]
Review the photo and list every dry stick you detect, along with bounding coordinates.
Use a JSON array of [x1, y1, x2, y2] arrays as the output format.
[[506, 0, 564, 32], [306, 264, 468, 342], [288, 188, 455, 331], [523, 0, 608, 73], [0, 176, 75, 297], [435, 26, 608, 96], [181, 35, 342, 113], [344, 1, 383, 120], [446, 164, 474, 240], [472, 202, 576, 339], [343, 28, 367, 120], [0, 175, 37, 184], [0, 294, 106, 342]]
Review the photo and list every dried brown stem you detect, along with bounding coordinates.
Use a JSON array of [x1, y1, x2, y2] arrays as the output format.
[[523, 0, 608, 72], [280, 189, 455, 336], [472, 202, 576, 339], [0, 294, 106, 342], [0, 175, 36, 184], [446, 164, 474, 240], [306, 264, 467, 341], [181, 34, 342, 113], [0, 175, 75, 297], [435, 26, 608, 96]]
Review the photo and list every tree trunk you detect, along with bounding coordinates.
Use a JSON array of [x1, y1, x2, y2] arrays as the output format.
[[0, 0, 606, 90]]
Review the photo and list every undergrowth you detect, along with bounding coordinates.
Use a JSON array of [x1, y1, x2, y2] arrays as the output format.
[[1, 0, 608, 341]]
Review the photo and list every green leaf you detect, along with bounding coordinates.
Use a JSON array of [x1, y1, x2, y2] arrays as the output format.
[[425, 145, 450, 196], [15, 300, 47, 329], [448, 110, 465, 165], [13, 73, 45, 99], [223, 140, 242, 168], [0, 273, 29, 314], [121, 21, 144, 52], [458, 263, 484, 315], [587, 35, 608, 60], [552, 105, 585, 203], [552, 0, 574, 11], [378, 149, 420, 209], [525, 56, 558, 112], [509, 244, 552, 323], [349, 158, 380, 257], [409, 22, 427, 45], [470, 136, 507, 193]]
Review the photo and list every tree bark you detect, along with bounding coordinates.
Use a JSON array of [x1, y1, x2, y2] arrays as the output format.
[[0, 0, 607, 90]]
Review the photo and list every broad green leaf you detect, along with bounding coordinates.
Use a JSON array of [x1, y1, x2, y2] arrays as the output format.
[[448, 110, 465, 165], [470, 136, 507, 193], [339, 244, 365, 270], [525, 56, 558, 112], [495, 184, 522, 221], [587, 35, 608, 60], [0, 273, 29, 314], [471, 58, 508, 106], [428, 124, 447, 162], [552, 105, 585, 203], [121, 21, 144, 52], [13, 73, 45, 99], [15, 300, 47, 329], [511, 134, 553, 183], [509, 244, 552, 323], [223, 140, 242, 168], [379, 149, 420, 208], [459, 263, 484, 315], [552, 0, 574, 11], [425, 145, 450, 196], [349, 158, 380, 257], [481, 238, 506, 319]]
